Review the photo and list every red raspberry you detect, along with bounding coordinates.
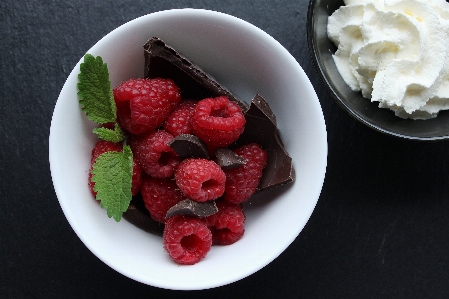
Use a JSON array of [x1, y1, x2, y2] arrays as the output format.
[[90, 140, 123, 164], [100, 122, 115, 130], [163, 100, 197, 137], [175, 158, 226, 202], [140, 176, 186, 223], [224, 143, 267, 204], [191, 96, 245, 148], [163, 215, 212, 265], [130, 159, 143, 196], [129, 130, 180, 178], [204, 201, 245, 245], [88, 140, 143, 197], [113, 78, 181, 135]]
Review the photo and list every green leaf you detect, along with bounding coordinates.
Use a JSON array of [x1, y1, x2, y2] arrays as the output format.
[[91, 145, 133, 222], [77, 54, 116, 124], [93, 123, 125, 143]]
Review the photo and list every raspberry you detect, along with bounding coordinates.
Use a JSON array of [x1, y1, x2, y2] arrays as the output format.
[[100, 122, 115, 131], [204, 201, 245, 245], [129, 130, 180, 178], [140, 175, 185, 223], [88, 140, 143, 197], [163, 215, 212, 265], [90, 140, 123, 164], [223, 143, 267, 204], [175, 158, 226, 202], [163, 100, 197, 137], [113, 78, 181, 135], [192, 96, 245, 148]]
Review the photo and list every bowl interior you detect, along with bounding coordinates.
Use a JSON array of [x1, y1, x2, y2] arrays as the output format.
[[50, 9, 327, 290], [307, 0, 449, 140]]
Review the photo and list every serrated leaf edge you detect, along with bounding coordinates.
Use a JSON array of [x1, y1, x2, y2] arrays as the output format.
[[91, 146, 133, 222], [77, 54, 117, 125]]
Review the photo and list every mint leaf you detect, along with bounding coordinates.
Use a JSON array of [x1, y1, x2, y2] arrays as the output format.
[[77, 54, 116, 124], [93, 123, 125, 143], [91, 145, 133, 222]]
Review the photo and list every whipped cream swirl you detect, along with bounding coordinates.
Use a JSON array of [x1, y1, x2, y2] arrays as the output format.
[[328, 0, 449, 119]]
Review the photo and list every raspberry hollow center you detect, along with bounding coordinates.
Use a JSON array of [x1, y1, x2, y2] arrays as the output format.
[[159, 151, 174, 166], [210, 109, 229, 118], [181, 234, 202, 252], [202, 179, 221, 192]]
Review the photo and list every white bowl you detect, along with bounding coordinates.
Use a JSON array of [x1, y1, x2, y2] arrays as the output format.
[[49, 9, 327, 290]]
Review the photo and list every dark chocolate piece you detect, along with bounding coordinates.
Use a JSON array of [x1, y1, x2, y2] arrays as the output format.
[[123, 197, 164, 235], [143, 37, 248, 112], [165, 199, 218, 219], [215, 148, 247, 170], [234, 94, 295, 191], [168, 134, 209, 160]]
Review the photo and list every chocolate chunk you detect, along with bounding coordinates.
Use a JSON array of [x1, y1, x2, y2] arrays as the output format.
[[234, 94, 295, 191], [168, 134, 209, 159], [123, 197, 164, 235], [166, 199, 218, 219], [143, 37, 248, 111], [215, 148, 247, 170]]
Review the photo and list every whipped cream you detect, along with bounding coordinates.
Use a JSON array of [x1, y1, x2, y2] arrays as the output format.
[[327, 0, 449, 119]]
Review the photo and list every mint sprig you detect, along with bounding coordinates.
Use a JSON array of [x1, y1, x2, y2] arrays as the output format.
[[93, 123, 125, 143], [77, 54, 118, 125], [91, 146, 133, 222], [77, 54, 132, 221]]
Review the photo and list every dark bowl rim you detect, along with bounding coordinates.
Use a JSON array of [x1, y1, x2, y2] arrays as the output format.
[[306, 0, 449, 142]]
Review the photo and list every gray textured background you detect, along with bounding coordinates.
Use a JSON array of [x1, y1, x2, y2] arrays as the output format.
[[2, 0, 449, 298]]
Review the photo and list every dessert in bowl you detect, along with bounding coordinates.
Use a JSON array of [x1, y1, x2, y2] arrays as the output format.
[[49, 9, 327, 290], [308, 0, 449, 140]]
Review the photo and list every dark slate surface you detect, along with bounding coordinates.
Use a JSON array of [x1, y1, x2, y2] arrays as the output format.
[[2, 0, 449, 298]]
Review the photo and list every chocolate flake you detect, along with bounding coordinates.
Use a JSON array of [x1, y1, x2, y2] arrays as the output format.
[[215, 148, 247, 170], [234, 94, 295, 191], [168, 134, 209, 160], [123, 197, 164, 235], [143, 37, 248, 112], [166, 199, 218, 219]]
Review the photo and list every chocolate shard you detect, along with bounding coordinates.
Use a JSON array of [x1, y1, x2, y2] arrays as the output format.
[[215, 148, 247, 170], [234, 94, 295, 191], [123, 197, 164, 235], [143, 37, 248, 112], [166, 199, 218, 219], [168, 134, 209, 160]]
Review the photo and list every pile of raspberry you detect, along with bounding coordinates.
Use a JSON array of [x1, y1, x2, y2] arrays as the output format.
[[89, 77, 267, 265]]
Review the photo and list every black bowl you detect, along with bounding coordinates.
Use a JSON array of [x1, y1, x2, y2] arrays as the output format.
[[307, 0, 449, 141]]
